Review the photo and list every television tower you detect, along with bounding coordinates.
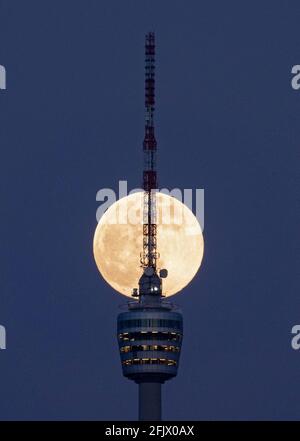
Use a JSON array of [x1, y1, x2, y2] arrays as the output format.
[[117, 32, 183, 421]]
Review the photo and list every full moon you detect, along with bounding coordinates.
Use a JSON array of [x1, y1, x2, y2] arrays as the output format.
[[93, 192, 204, 297]]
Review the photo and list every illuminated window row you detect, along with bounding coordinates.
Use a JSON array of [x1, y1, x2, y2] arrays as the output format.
[[122, 358, 177, 367], [119, 331, 182, 343], [118, 319, 182, 331], [120, 344, 180, 353]]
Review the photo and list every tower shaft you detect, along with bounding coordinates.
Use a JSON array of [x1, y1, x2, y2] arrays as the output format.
[[141, 32, 158, 270], [139, 383, 161, 421]]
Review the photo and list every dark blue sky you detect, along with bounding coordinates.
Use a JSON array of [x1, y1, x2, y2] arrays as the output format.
[[0, 0, 299, 420]]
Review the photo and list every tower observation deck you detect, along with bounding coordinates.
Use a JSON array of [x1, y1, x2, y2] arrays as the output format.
[[117, 32, 183, 421]]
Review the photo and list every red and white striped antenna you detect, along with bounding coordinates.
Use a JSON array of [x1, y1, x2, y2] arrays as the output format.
[[140, 32, 158, 271]]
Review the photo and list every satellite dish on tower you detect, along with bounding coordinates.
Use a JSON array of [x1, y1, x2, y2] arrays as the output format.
[[159, 269, 168, 278]]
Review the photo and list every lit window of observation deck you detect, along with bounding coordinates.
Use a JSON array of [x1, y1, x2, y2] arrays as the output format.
[[120, 344, 180, 353], [122, 358, 177, 367], [118, 331, 182, 342], [118, 319, 183, 331]]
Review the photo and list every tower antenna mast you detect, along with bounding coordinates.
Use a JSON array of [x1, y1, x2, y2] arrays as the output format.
[[141, 31, 158, 271]]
